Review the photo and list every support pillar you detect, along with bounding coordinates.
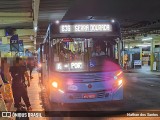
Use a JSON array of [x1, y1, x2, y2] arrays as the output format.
[[150, 39, 154, 71], [118, 39, 122, 66], [140, 47, 142, 66]]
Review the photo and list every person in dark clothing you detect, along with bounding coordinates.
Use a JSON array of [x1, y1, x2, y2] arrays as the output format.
[[10, 57, 32, 111], [27, 57, 35, 79]]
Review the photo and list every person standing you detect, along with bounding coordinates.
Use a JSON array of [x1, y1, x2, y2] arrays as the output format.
[[10, 57, 32, 111], [27, 57, 35, 79], [0, 58, 8, 113], [0, 57, 13, 111]]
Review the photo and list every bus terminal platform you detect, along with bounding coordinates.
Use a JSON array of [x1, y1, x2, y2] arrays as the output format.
[[0, 70, 47, 120]]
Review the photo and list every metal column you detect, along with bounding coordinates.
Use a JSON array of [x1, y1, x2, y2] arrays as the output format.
[[150, 39, 154, 71], [118, 38, 122, 66]]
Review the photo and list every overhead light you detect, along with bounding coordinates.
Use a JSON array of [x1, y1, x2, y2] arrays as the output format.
[[55, 20, 60, 24], [142, 37, 153, 41], [34, 26, 38, 31], [111, 19, 115, 23], [136, 44, 151, 47], [24, 45, 34, 48]]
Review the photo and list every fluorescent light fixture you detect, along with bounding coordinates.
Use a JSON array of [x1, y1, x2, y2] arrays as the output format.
[[34, 26, 38, 31], [24, 45, 34, 48], [137, 44, 151, 47], [142, 37, 153, 41], [125, 46, 133, 49]]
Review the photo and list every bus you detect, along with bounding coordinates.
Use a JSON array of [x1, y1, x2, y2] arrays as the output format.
[[39, 19, 124, 103]]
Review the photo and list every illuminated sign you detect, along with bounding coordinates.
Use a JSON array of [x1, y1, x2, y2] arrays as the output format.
[[71, 62, 83, 69], [56, 62, 83, 71], [60, 24, 112, 33]]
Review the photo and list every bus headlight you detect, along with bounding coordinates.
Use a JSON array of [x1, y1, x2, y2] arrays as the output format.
[[118, 79, 123, 86], [114, 71, 122, 79], [113, 70, 123, 87], [52, 82, 64, 93], [52, 81, 58, 88], [113, 79, 123, 88]]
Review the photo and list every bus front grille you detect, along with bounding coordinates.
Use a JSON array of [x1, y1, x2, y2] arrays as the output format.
[[97, 91, 105, 98], [65, 73, 113, 83]]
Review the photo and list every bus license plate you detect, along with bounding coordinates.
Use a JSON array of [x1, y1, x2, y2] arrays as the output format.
[[83, 94, 96, 99]]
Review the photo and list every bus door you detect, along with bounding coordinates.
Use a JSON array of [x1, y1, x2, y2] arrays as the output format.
[[39, 43, 49, 85]]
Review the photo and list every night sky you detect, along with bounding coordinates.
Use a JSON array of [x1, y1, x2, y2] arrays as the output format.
[[63, 0, 160, 22]]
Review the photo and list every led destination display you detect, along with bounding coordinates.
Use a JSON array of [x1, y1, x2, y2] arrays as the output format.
[[60, 24, 112, 33]]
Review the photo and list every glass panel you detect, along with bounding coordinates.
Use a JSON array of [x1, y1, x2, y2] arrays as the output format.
[[52, 38, 118, 72]]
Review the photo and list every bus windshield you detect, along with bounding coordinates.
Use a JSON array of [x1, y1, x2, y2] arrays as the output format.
[[52, 38, 119, 72]]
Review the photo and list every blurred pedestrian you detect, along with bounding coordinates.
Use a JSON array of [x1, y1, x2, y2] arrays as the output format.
[[10, 57, 32, 111], [27, 57, 35, 79], [0, 57, 13, 111], [0, 58, 8, 113], [0, 76, 7, 114]]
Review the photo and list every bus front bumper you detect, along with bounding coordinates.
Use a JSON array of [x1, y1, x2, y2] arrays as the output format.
[[49, 86, 123, 103]]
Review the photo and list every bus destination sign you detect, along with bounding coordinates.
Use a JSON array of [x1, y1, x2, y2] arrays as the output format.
[[60, 24, 112, 33]]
